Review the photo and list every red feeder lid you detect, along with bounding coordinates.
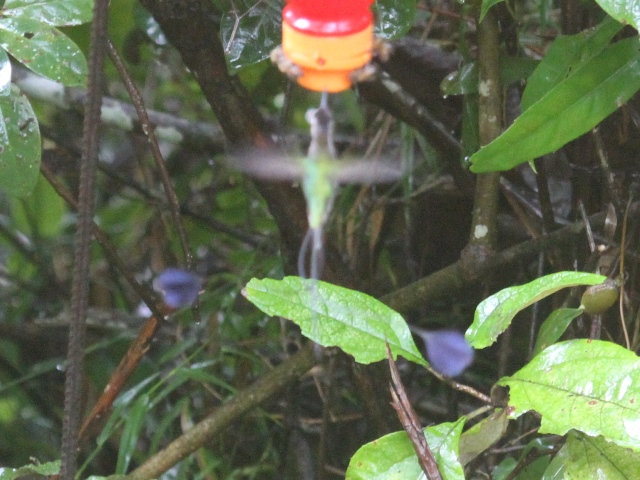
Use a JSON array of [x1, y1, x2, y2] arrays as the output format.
[[283, 0, 373, 36]]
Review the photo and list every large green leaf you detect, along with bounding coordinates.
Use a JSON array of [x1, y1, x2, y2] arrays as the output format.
[[564, 431, 640, 479], [374, 0, 416, 39], [243, 277, 426, 365], [2, 0, 93, 27], [594, 0, 640, 31], [0, 85, 41, 197], [345, 419, 466, 480], [466, 272, 605, 349], [0, 16, 87, 85], [521, 16, 622, 111], [499, 340, 640, 451], [470, 38, 640, 173]]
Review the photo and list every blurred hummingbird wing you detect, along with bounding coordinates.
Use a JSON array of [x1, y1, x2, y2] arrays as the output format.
[[230, 150, 305, 181], [330, 158, 404, 184]]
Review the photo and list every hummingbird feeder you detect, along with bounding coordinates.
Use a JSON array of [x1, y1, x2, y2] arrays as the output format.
[[280, 0, 375, 92]]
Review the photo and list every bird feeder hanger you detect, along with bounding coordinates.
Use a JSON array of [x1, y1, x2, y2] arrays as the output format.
[[279, 0, 375, 93]]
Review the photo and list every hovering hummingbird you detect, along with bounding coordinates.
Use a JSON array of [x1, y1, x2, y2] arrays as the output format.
[[234, 92, 403, 282]]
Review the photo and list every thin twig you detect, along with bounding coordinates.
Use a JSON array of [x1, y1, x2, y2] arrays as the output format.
[[60, 0, 109, 477], [107, 40, 194, 271]]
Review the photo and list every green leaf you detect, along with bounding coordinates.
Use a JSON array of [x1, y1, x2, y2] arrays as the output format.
[[594, 0, 640, 31], [0, 49, 9, 96], [0, 85, 41, 197], [532, 307, 583, 357], [466, 272, 605, 349], [0, 460, 60, 479], [374, 0, 417, 39], [521, 16, 623, 111], [0, 17, 87, 86], [458, 408, 509, 465], [219, 0, 282, 71], [243, 277, 426, 365], [117, 393, 150, 473], [499, 339, 640, 451], [470, 38, 640, 173], [2, 0, 94, 27], [564, 430, 640, 479], [345, 419, 466, 480], [10, 173, 66, 237]]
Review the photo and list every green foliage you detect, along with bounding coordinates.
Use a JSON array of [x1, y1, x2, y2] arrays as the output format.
[[0, 0, 91, 197], [374, 0, 417, 39], [345, 419, 466, 479], [470, 36, 640, 172], [243, 276, 426, 365], [0, 86, 41, 197], [499, 339, 640, 450], [466, 271, 605, 349], [0, 460, 60, 479]]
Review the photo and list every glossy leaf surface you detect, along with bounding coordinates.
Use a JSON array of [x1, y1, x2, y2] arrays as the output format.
[[244, 276, 425, 365], [0, 86, 40, 197], [0, 16, 87, 85], [345, 419, 465, 480], [219, 0, 281, 71], [521, 16, 622, 111], [564, 430, 640, 479], [2, 0, 93, 27], [499, 340, 640, 451], [466, 272, 605, 349], [595, 0, 640, 31], [374, 0, 416, 39], [470, 38, 640, 173], [532, 307, 583, 357]]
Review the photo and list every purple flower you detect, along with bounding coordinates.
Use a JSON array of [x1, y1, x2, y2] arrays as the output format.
[[154, 268, 201, 309], [413, 328, 474, 377]]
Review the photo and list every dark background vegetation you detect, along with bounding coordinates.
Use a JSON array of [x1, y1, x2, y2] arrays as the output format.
[[1, 0, 639, 478]]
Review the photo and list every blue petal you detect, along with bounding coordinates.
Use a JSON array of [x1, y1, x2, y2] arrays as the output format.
[[420, 329, 474, 377], [154, 268, 201, 309]]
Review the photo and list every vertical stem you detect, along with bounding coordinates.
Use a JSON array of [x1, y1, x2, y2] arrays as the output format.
[[59, 0, 109, 478], [461, 9, 503, 276]]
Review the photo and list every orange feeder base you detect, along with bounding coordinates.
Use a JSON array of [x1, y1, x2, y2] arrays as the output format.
[[282, 22, 373, 92]]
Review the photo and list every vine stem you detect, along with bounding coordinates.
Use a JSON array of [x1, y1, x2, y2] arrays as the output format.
[[59, 0, 109, 478]]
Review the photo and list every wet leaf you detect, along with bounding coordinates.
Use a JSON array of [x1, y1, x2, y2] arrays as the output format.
[[2, 0, 93, 27], [466, 272, 605, 349], [594, 0, 640, 31], [345, 419, 466, 480], [499, 339, 640, 451], [219, 0, 282, 71], [470, 38, 640, 173], [532, 308, 583, 357], [374, 0, 416, 39], [0, 85, 41, 197], [0, 16, 87, 85], [243, 276, 426, 365], [564, 430, 640, 479]]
